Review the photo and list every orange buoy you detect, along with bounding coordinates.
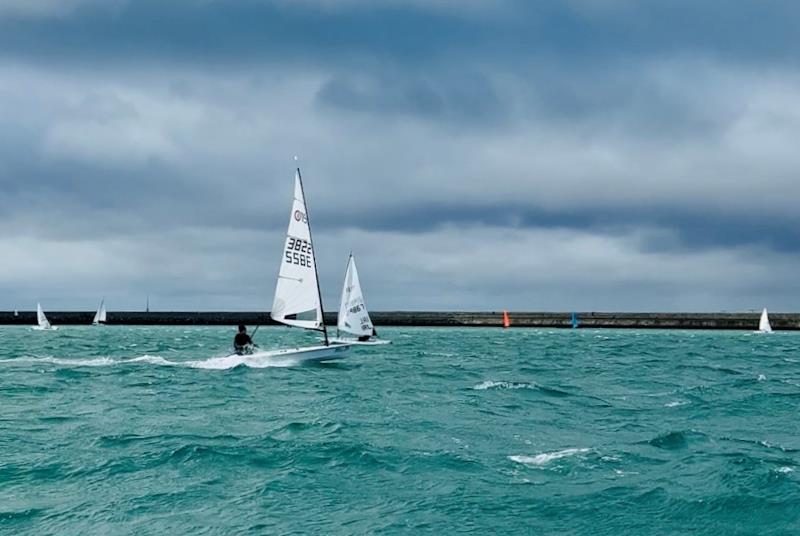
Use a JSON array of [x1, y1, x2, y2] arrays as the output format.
[[503, 310, 510, 328]]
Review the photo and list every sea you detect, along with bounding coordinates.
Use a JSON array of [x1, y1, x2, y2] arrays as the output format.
[[1, 326, 798, 535]]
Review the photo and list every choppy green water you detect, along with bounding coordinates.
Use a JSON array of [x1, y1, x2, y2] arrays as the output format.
[[1, 326, 799, 534]]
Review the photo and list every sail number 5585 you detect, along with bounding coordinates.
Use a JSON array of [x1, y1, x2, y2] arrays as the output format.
[[285, 237, 314, 267]]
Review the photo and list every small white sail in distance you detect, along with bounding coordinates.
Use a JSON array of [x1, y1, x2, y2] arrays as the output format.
[[338, 254, 374, 337], [759, 308, 772, 333], [36, 302, 54, 330], [270, 170, 323, 331], [93, 298, 107, 325]]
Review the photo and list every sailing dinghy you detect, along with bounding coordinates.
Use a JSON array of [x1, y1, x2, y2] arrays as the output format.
[[758, 308, 773, 333], [33, 303, 58, 331], [92, 298, 107, 325], [330, 254, 390, 345], [231, 167, 351, 364]]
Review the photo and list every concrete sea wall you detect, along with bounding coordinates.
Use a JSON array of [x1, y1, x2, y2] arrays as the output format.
[[1, 311, 798, 330]]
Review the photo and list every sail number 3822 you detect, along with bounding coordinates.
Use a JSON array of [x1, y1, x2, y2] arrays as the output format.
[[285, 237, 314, 267]]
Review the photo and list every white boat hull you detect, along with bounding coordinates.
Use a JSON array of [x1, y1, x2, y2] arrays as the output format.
[[32, 326, 58, 331], [230, 343, 352, 365], [330, 338, 391, 346]]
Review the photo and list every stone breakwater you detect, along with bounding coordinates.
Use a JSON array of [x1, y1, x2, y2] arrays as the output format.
[[1, 311, 798, 330]]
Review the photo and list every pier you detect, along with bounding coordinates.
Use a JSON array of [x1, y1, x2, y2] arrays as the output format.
[[1, 311, 798, 330]]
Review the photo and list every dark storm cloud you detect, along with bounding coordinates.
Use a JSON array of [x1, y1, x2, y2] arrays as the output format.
[[1, 0, 799, 67], [330, 202, 800, 253], [0, 0, 480, 65]]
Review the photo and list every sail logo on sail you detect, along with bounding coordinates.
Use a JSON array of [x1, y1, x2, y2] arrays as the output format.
[[284, 237, 314, 267], [293, 210, 307, 223]]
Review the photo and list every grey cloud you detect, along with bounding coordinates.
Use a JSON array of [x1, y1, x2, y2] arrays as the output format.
[[315, 72, 506, 126], [2, 1, 800, 310]]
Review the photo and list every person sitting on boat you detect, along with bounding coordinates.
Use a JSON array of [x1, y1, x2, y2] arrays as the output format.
[[233, 325, 255, 355], [357, 327, 378, 343]]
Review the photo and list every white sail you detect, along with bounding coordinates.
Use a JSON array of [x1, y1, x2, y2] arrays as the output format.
[[93, 299, 107, 325], [759, 308, 772, 333], [337, 255, 374, 337], [37, 303, 52, 329], [270, 170, 323, 330]]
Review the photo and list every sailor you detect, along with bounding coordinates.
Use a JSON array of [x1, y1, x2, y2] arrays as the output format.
[[357, 327, 377, 343], [233, 324, 254, 355]]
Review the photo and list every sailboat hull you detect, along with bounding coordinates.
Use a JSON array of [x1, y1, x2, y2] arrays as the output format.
[[32, 326, 58, 331], [228, 343, 352, 364], [330, 338, 391, 346]]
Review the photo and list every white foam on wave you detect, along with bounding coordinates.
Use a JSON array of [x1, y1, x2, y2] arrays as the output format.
[[127, 355, 179, 366], [474, 380, 535, 390], [0, 356, 116, 367], [186, 350, 300, 369], [664, 400, 690, 408], [776, 466, 795, 474], [509, 448, 591, 466], [0, 351, 307, 371]]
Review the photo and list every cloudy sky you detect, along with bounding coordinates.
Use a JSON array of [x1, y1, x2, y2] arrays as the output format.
[[1, 0, 799, 312]]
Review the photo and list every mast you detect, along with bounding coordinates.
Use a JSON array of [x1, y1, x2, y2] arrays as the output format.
[[296, 167, 329, 346]]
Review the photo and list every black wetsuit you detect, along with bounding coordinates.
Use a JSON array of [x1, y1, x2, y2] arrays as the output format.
[[234, 333, 253, 355], [358, 328, 378, 343]]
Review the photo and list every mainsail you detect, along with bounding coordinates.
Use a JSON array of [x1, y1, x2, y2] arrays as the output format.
[[270, 169, 324, 333], [759, 308, 772, 333], [93, 299, 107, 325], [337, 254, 374, 337], [37, 303, 52, 329]]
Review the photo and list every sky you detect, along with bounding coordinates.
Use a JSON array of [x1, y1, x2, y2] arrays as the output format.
[[1, 0, 800, 312]]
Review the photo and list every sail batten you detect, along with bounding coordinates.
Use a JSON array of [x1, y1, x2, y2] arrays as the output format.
[[337, 255, 374, 337], [270, 170, 324, 331]]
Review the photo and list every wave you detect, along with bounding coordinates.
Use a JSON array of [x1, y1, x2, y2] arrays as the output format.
[[473, 380, 570, 395], [185, 353, 299, 369], [509, 448, 591, 466], [127, 355, 177, 366], [474, 380, 537, 390], [643, 430, 709, 450], [0, 356, 116, 367], [0, 352, 308, 370]]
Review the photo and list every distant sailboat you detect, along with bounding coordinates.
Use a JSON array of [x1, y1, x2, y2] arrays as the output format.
[[571, 312, 579, 329], [92, 298, 107, 325], [331, 254, 390, 345], [758, 308, 772, 333], [33, 303, 57, 331]]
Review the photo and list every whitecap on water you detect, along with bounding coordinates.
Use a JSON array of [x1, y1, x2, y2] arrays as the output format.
[[127, 355, 178, 366], [664, 400, 690, 408], [186, 352, 300, 369], [0, 352, 311, 371], [509, 448, 591, 466], [474, 380, 535, 390], [0, 356, 116, 367]]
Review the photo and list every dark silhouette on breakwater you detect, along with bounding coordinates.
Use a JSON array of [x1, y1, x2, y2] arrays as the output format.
[[1, 311, 798, 330]]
